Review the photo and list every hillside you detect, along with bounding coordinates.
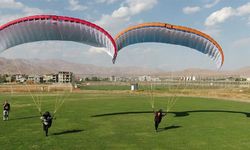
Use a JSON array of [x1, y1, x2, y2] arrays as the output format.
[[0, 57, 249, 77]]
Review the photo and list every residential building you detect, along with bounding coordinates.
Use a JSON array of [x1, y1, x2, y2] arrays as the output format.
[[28, 75, 43, 83], [138, 75, 151, 81], [43, 74, 58, 83], [58, 71, 73, 83], [15, 74, 26, 83]]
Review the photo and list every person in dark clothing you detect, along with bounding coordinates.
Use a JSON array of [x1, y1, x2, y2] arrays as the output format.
[[41, 111, 53, 136], [3, 100, 10, 121], [154, 109, 166, 131]]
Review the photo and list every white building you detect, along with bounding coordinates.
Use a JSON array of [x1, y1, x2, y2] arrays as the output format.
[[181, 76, 196, 81], [5, 75, 12, 82], [28, 75, 42, 83], [151, 77, 161, 82], [110, 75, 117, 82], [43, 74, 58, 83], [138, 75, 152, 81], [58, 71, 73, 83], [192, 76, 196, 81], [131, 83, 139, 91], [15, 74, 26, 83]]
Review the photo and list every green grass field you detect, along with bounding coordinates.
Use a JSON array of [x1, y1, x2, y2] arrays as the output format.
[[1, 92, 250, 150]]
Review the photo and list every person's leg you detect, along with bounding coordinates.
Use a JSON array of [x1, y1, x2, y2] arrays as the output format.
[[45, 126, 48, 136], [6, 111, 9, 120], [43, 123, 47, 136], [3, 111, 5, 121], [3, 110, 7, 121], [155, 121, 159, 131]]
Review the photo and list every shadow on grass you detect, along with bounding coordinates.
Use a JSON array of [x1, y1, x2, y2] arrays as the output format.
[[157, 125, 182, 132], [92, 111, 152, 117], [92, 110, 250, 118], [173, 110, 250, 118], [9, 115, 40, 121], [52, 129, 84, 136]]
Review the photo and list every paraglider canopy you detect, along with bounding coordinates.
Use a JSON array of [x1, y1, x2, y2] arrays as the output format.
[[115, 22, 224, 68], [0, 15, 117, 63]]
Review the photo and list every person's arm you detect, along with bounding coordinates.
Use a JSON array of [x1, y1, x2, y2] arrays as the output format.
[[40, 115, 45, 122]]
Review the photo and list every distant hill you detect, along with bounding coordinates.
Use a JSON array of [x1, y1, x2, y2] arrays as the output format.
[[0, 57, 249, 77], [0, 57, 163, 76]]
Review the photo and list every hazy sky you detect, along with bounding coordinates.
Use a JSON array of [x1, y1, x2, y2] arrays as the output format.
[[0, 0, 250, 71]]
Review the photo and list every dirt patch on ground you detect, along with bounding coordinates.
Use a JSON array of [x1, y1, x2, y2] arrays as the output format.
[[0, 84, 72, 93]]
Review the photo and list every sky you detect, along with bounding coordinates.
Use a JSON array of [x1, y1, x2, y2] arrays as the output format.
[[0, 0, 250, 71]]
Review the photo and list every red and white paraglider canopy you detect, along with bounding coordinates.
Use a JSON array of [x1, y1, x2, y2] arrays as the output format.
[[0, 15, 117, 62]]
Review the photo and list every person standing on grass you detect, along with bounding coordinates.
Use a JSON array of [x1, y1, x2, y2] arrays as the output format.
[[154, 109, 166, 131], [3, 100, 10, 121], [41, 111, 53, 136]]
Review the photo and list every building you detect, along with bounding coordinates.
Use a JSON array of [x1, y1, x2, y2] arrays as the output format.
[[15, 74, 26, 83], [110, 75, 117, 82], [28, 75, 43, 83], [151, 77, 161, 82], [43, 74, 58, 83], [181, 76, 196, 81], [5, 75, 12, 82], [58, 71, 73, 83], [131, 83, 139, 91], [138, 75, 151, 81]]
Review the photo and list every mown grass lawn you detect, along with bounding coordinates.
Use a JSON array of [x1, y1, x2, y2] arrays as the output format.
[[1, 92, 250, 150]]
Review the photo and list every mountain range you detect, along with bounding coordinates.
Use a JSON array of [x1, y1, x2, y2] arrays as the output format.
[[0, 57, 249, 77]]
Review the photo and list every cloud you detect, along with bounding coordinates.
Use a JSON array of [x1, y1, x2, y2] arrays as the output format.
[[182, 0, 221, 15], [95, 0, 120, 4], [112, 0, 157, 18], [112, 6, 130, 18], [0, 0, 45, 21], [88, 47, 107, 54], [0, 0, 23, 9], [95, 0, 158, 34], [22, 7, 44, 15], [0, 0, 45, 25], [95, 14, 130, 33], [183, 6, 201, 14], [205, 2, 250, 26], [93, 0, 158, 60], [205, 7, 234, 26], [205, 0, 221, 8], [67, 0, 87, 11], [236, 2, 250, 16]]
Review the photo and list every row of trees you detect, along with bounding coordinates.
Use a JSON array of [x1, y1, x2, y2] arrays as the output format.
[[79, 77, 109, 82]]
